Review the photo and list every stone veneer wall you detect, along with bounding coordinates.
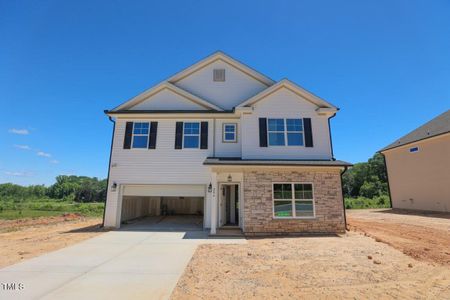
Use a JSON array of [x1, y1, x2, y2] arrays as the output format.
[[243, 169, 345, 235]]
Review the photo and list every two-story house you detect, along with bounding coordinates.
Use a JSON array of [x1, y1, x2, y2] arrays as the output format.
[[103, 52, 351, 235]]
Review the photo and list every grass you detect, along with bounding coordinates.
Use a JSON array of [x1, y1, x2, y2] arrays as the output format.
[[0, 209, 65, 220], [345, 195, 390, 209], [0, 197, 104, 220]]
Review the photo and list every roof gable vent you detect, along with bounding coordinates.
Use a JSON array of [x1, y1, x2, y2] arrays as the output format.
[[213, 69, 225, 82]]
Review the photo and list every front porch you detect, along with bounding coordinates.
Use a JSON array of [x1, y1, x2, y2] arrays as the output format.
[[208, 171, 244, 235]]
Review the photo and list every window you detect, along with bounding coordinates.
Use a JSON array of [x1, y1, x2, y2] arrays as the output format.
[[132, 122, 149, 148], [213, 69, 225, 82], [223, 123, 237, 142], [267, 118, 304, 146], [409, 146, 419, 153], [273, 183, 314, 218], [183, 122, 200, 148]]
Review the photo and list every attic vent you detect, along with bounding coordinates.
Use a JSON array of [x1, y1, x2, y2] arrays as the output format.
[[213, 69, 225, 82]]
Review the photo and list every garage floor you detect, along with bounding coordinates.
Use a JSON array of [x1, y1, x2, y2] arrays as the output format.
[[121, 215, 204, 232]]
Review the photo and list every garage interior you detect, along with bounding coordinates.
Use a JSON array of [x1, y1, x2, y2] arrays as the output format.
[[120, 196, 204, 227]]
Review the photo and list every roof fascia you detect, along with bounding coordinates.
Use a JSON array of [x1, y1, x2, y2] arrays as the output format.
[[111, 82, 223, 112], [236, 79, 338, 110], [168, 51, 275, 86]]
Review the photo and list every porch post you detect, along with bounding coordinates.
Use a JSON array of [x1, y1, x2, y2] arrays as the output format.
[[210, 172, 218, 235]]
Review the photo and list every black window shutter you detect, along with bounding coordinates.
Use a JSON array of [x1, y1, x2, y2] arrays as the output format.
[[123, 122, 133, 149], [259, 118, 268, 147], [175, 122, 183, 149], [200, 122, 208, 149], [148, 122, 158, 149], [304, 118, 314, 147]]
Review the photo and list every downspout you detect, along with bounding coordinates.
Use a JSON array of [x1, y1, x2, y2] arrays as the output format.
[[340, 166, 349, 231], [328, 113, 337, 160], [213, 118, 216, 157], [102, 115, 116, 227], [380, 152, 393, 208]]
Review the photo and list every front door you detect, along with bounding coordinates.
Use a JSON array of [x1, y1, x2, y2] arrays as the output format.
[[219, 184, 239, 227]]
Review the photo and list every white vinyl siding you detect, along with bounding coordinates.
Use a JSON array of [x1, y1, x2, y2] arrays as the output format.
[[241, 87, 332, 159], [173, 60, 268, 110], [109, 119, 212, 184], [214, 119, 241, 157], [129, 88, 207, 110]]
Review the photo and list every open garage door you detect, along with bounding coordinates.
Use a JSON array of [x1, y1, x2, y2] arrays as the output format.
[[120, 185, 205, 227]]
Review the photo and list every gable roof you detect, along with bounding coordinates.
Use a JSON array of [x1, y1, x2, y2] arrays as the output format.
[[236, 79, 338, 109], [111, 81, 224, 112], [380, 109, 450, 152], [168, 51, 275, 86]]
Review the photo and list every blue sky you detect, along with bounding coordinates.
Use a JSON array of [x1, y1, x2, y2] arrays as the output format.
[[1, 0, 449, 186]]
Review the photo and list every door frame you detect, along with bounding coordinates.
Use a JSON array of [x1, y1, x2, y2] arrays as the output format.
[[218, 182, 241, 227]]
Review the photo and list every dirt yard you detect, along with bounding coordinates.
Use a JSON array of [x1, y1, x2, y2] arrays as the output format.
[[0, 214, 105, 268], [172, 209, 450, 299], [347, 209, 450, 266]]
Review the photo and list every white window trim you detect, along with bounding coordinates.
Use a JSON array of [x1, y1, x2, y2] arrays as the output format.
[[131, 122, 150, 149], [267, 118, 305, 147], [272, 182, 316, 219], [183, 122, 200, 149], [222, 123, 237, 143]]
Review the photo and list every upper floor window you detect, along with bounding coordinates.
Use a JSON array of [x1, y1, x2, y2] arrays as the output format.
[[132, 122, 150, 148], [267, 118, 304, 146], [273, 183, 314, 218], [213, 69, 225, 82], [223, 123, 237, 142], [409, 146, 419, 153], [183, 122, 200, 148]]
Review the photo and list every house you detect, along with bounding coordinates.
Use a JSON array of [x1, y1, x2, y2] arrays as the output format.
[[380, 110, 450, 213], [103, 52, 351, 235]]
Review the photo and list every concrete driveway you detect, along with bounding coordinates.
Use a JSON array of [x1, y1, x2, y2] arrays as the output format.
[[0, 217, 245, 300]]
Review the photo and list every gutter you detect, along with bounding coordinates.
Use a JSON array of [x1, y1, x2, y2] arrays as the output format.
[[340, 166, 349, 231], [102, 116, 116, 227]]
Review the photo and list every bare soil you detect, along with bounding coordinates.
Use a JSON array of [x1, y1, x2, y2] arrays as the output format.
[[0, 214, 106, 268], [172, 209, 450, 299], [347, 209, 450, 266]]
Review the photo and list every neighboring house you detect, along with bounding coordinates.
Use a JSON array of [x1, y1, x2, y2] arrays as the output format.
[[380, 110, 450, 212], [103, 51, 351, 235]]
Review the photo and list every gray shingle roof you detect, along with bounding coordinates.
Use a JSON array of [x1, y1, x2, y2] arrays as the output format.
[[380, 109, 450, 152], [203, 157, 352, 167]]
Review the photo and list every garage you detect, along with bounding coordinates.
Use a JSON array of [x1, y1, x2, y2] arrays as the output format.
[[119, 184, 205, 229]]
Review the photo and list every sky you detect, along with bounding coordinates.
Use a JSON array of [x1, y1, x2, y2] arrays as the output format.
[[1, 0, 449, 186]]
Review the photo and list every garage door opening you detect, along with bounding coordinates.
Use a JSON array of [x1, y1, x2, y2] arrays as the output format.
[[120, 196, 204, 230]]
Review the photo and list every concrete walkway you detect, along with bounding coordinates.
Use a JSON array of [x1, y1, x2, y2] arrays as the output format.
[[0, 220, 245, 300]]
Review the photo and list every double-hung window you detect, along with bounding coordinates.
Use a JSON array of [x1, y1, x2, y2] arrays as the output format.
[[183, 122, 200, 148], [223, 123, 237, 142], [132, 122, 150, 148], [273, 183, 314, 218], [267, 118, 304, 146]]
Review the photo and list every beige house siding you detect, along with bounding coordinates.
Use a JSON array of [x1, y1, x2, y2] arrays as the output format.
[[383, 133, 450, 212], [242, 169, 345, 235]]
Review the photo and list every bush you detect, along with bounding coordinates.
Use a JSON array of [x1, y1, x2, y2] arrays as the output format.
[[345, 195, 390, 209]]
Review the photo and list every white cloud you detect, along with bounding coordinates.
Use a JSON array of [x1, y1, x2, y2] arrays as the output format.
[[9, 128, 29, 135], [37, 151, 51, 158], [50, 159, 59, 164], [4, 171, 32, 177], [14, 144, 31, 150]]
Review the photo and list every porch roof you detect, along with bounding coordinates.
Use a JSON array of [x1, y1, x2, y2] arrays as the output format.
[[203, 157, 352, 167]]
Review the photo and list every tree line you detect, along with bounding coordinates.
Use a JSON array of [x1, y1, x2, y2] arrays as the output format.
[[0, 175, 107, 202], [0, 153, 389, 204], [342, 153, 389, 199]]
